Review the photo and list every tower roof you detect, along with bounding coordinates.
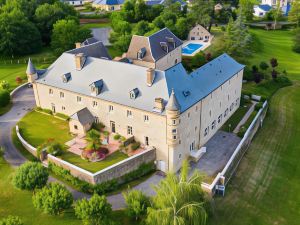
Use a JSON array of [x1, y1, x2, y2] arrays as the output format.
[[26, 58, 36, 75], [166, 89, 180, 111]]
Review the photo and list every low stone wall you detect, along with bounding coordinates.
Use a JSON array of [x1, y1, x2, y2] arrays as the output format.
[[16, 125, 37, 157]]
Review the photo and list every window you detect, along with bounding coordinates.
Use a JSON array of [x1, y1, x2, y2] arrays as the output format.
[[204, 127, 209, 136], [220, 102, 222, 108], [190, 142, 195, 151], [144, 115, 149, 122], [145, 136, 149, 146], [236, 98, 239, 106], [179, 153, 181, 159], [127, 126, 133, 135], [211, 120, 216, 130], [62, 106, 65, 111], [195, 126, 197, 131], [230, 103, 234, 111], [173, 135, 177, 140], [49, 89, 53, 95], [77, 96, 82, 102], [224, 108, 229, 117], [127, 110, 132, 117], [175, 59, 178, 64], [60, 92, 64, 98], [94, 116, 99, 124], [74, 125, 78, 130], [228, 95, 230, 101], [188, 112, 190, 118], [218, 114, 222, 123], [172, 129, 177, 134], [179, 140, 181, 144], [172, 119, 176, 125], [92, 101, 98, 108], [196, 106, 198, 111], [109, 105, 114, 112]]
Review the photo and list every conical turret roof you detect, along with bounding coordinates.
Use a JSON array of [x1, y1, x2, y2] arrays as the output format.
[[166, 89, 180, 111], [26, 58, 36, 75]]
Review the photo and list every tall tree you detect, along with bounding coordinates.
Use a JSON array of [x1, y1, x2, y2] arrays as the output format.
[[146, 160, 207, 225], [189, 0, 215, 30], [239, 0, 257, 22], [288, 0, 300, 27]]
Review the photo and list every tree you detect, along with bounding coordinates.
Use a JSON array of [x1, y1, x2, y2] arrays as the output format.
[[252, 65, 262, 83], [189, 0, 214, 30], [35, 2, 78, 44], [134, 20, 151, 36], [175, 17, 190, 40], [270, 58, 278, 69], [0, 216, 23, 225], [123, 189, 150, 221], [293, 28, 300, 53], [272, 69, 278, 79], [51, 19, 91, 55], [146, 160, 207, 225], [239, 0, 257, 22], [75, 194, 113, 225], [134, 0, 148, 21], [85, 129, 101, 150], [32, 182, 73, 215], [0, 9, 42, 56], [259, 61, 269, 71], [288, 0, 300, 27], [13, 162, 49, 191]]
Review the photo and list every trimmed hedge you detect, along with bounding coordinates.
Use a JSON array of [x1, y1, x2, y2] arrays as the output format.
[[48, 162, 155, 195], [0, 89, 10, 107]]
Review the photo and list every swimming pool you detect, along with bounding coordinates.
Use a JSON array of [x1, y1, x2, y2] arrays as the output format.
[[182, 43, 203, 55]]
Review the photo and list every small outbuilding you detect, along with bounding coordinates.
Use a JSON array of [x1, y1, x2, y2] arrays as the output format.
[[69, 108, 95, 135], [188, 24, 212, 42], [253, 4, 272, 17]]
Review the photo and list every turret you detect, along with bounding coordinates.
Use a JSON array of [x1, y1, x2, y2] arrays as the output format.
[[26, 58, 38, 83], [166, 89, 180, 147]]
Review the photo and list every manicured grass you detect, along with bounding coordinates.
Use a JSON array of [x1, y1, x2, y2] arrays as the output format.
[[209, 83, 300, 225], [60, 151, 128, 173], [81, 22, 111, 29], [0, 156, 139, 225], [18, 111, 72, 147], [221, 103, 251, 132]]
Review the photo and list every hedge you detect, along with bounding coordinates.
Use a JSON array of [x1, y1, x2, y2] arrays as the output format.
[[0, 89, 10, 107]]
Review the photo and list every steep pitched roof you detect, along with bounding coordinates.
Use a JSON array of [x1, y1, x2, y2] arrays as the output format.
[[26, 58, 36, 75], [70, 107, 94, 125], [67, 41, 111, 60], [166, 89, 180, 111]]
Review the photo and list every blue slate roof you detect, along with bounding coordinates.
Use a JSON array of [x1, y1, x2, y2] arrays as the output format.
[[93, 0, 124, 5], [258, 4, 272, 12]]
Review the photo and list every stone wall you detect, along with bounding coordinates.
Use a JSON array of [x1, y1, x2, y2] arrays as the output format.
[[16, 125, 37, 157]]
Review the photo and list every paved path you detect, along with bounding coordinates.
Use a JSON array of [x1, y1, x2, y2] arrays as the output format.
[[233, 102, 258, 134], [0, 85, 161, 209]]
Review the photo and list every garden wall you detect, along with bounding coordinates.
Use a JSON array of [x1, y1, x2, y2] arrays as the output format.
[[16, 125, 37, 157]]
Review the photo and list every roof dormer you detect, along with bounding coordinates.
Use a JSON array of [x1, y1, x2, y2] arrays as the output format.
[[160, 42, 169, 53], [166, 37, 176, 48], [90, 79, 103, 96], [129, 88, 139, 99], [137, 47, 146, 60], [62, 73, 71, 83]]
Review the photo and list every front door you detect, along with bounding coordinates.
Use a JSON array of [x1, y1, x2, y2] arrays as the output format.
[[51, 103, 56, 113], [110, 121, 116, 133]]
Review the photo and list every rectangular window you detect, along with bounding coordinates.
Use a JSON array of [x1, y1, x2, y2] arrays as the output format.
[[204, 127, 209, 136], [77, 96, 82, 102], [172, 129, 177, 134], [49, 89, 53, 95], [62, 106, 65, 111], [109, 105, 114, 112], [127, 110, 132, 117], [74, 125, 78, 130], [218, 114, 222, 123], [172, 119, 176, 125], [94, 116, 99, 124], [211, 120, 216, 130], [60, 92, 64, 98], [145, 136, 149, 146], [224, 108, 228, 117], [173, 135, 177, 140], [144, 115, 149, 122], [127, 126, 133, 135]]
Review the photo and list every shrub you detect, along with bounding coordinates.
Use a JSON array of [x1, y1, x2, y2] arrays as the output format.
[[15, 76, 22, 84], [13, 162, 49, 191], [243, 66, 254, 81], [55, 113, 69, 120], [33, 183, 73, 215], [123, 189, 150, 220], [0, 80, 10, 90], [131, 142, 141, 151], [75, 194, 113, 225], [259, 61, 269, 71], [0, 216, 23, 225], [37, 139, 63, 157], [255, 102, 263, 111], [114, 134, 121, 140], [103, 130, 109, 137], [98, 147, 109, 155], [0, 89, 10, 107], [92, 122, 105, 131]]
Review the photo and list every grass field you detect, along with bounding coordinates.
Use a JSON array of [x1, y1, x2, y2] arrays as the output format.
[[60, 151, 128, 173], [81, 22, 111, 29], [18, 111, 72, 147], [0, 157, 139, 225]]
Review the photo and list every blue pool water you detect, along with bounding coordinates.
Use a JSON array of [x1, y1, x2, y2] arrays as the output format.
[[182, 43, 203, 55]]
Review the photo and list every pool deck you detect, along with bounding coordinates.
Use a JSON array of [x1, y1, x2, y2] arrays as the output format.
[[182, 40, 212, 57]]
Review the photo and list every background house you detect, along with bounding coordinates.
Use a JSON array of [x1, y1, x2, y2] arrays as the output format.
[[254, 4, 272, 17], [92, 0, 125, 11], [187, 24, 212, 42]]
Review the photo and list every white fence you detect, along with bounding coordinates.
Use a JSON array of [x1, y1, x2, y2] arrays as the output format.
[[201, 101, 268, 195]]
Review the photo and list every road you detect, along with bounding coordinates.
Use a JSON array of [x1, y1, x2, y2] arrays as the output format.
[[0, 85, 161, 209]]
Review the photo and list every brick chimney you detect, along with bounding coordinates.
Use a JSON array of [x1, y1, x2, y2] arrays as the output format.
[[75, 53, 85, 71], [75, 42, 81, 49], [155, 98, 165, 112], [146, 68, 155, 86]]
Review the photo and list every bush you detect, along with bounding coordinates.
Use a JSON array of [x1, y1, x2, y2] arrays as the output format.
[[0, 80, 9, 90], [37, 139, 63, 157], [98, 147, 109, 155], [15, 77, 22, 84], [92, 122, 105, 131], [243, 66, 254, 81], [114, 134, 121, 140], [255, 102, 263, 111], [13, 162, 49, 191], [33, 183, 73, 215], [131, 142, 141, 151], [0, 89, 10, 107], [0, 216, 23, 225]]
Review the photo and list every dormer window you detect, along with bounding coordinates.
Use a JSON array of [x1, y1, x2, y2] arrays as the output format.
[[182, 91, 190, 97], [62, 73, 71, 83], [137, 47, 146, 60], [160, 42, 169, 53], [89, 79, 103, 96], [166, 37, 176, 48], [129, 88, 139, 99]]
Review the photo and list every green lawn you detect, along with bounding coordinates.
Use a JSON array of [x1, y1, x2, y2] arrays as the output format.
[[81, 22, 111, 29], [0, 156, 139, 225], [18, 111, 72, 147], [221, 103, 251, 132], [60, 151, 128, 173]]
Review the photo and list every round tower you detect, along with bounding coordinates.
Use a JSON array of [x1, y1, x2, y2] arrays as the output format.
[[26, 58, 38, 83], [166, 89, 180, 147]]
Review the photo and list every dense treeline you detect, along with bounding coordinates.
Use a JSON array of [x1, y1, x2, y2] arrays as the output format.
[[0, 0, 91, 56]]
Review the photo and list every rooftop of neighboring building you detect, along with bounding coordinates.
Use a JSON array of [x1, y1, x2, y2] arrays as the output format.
[[93, 0, 124, 5]]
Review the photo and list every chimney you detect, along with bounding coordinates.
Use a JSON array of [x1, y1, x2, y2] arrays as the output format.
[[155, 98, 165, 112], [75, 53, 85, 71], [146, 68, 155, 86], [75, 42, 81, 48]]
